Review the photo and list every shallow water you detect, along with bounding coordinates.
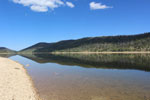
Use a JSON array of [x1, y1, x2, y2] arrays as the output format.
[[2, 54, 150, 100]]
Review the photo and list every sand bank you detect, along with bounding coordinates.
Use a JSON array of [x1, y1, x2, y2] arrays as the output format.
[[0, 57, 40, 100]]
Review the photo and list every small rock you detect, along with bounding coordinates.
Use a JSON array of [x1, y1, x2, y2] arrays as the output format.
[[26, 64, 30, 67]]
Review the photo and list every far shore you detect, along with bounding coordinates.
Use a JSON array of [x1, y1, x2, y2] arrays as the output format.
[[0, 57, 41, 100], [1, 51, 150, 55], [50, 51, 150, 54]]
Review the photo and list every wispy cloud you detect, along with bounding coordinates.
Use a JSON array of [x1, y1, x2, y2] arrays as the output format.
[[12, 0, 74, 12], [90, 2, 113, 10], [66, 2, 75, 8]]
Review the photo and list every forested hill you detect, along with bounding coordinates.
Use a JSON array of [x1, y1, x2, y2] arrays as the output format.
[[0, 47, 16, 54], [19, 43, 49, 54], [19, 32, 150, 53]]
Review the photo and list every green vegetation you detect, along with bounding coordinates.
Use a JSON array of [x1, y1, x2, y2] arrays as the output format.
[[0, 47, 16, 54], [18, 43, 49, 54], [19, 32, 150, 53]]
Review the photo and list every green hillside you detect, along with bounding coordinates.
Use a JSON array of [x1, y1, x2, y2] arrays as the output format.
[[19, 32, 150, 53], [0, 47, 16, 54], [18, 43, 49, 54]]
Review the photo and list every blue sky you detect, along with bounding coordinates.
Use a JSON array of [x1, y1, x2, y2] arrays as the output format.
[[0, 0, 150, 50]]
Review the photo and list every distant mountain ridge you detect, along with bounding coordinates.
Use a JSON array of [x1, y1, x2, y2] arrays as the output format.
[[19, 43, 50, 54], [19, 32, 150, 53], [0, 47, 16, 54]]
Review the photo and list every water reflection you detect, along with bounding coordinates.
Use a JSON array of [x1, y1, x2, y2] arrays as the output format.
[[18, 53, 150, 71], [1, 53, 150, 100], [0, 53, 16, 58], [1, 53, 150, 72]]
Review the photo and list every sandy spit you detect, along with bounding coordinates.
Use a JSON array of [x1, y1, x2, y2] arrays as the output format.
[[0, 57, 41, 100]]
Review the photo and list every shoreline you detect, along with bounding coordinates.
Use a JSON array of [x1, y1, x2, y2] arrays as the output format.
[[0, 57, 41, 100], [50, 51, 150, 54], [1, 51, 150, 55], [16, 51, 150, 55]]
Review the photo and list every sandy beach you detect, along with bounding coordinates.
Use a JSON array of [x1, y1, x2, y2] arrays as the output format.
[[0, 57, 40, 100]]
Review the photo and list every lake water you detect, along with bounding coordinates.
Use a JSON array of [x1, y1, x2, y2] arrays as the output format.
[[1, 53, 150, 100]]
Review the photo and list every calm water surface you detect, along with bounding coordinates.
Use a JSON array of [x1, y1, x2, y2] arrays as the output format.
[[1, 54, 150, 100]]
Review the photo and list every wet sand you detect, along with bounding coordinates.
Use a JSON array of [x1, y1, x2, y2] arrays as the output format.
[[0, 57, 40, 100]]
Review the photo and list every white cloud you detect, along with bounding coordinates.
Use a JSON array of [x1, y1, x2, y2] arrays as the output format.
[[12, 0, 68, 12], [31, 5, 48, 12], [90, 2, 112, 10], [66, 2, 75, 8]]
